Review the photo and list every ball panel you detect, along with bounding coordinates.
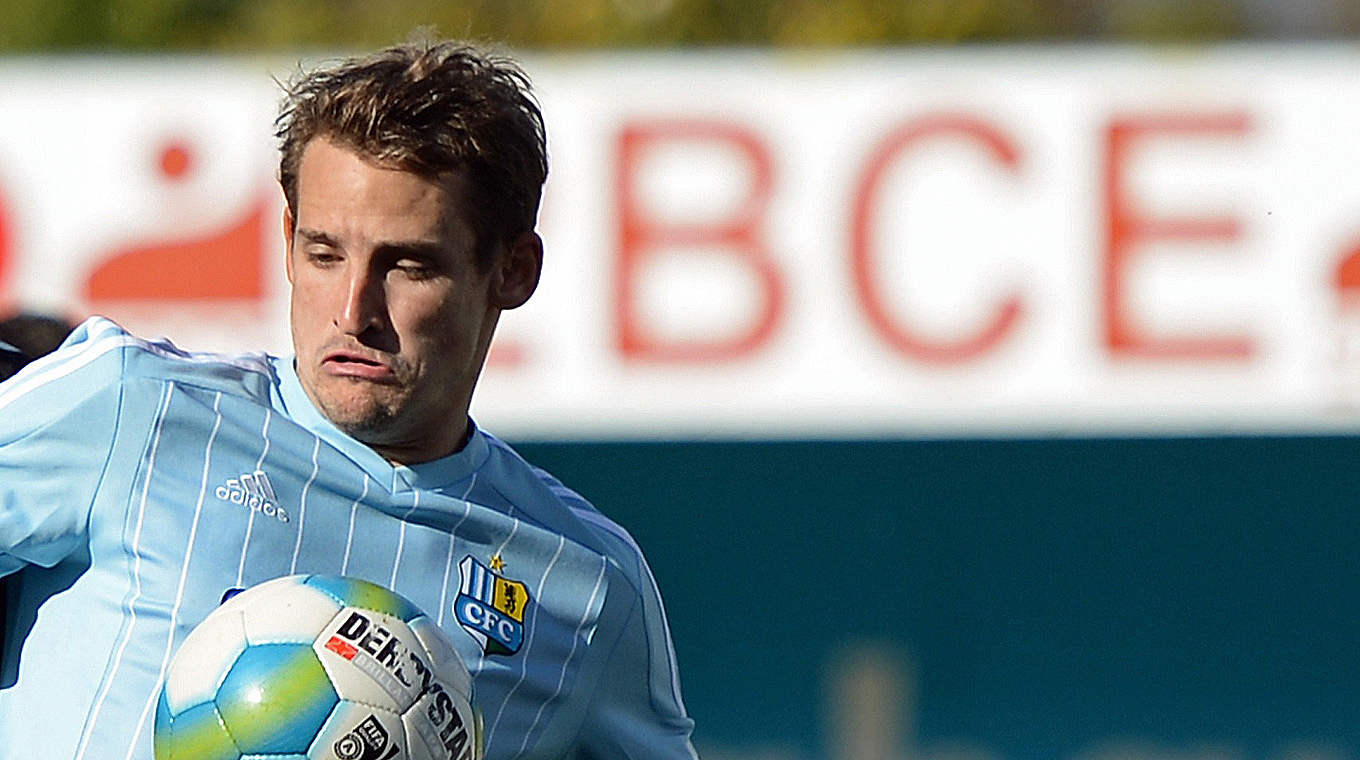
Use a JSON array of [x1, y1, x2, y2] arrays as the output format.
[[306, 576, 422, 621], [312, 607, 430, 711], [309, 700, 407, 760], [403, 723, 441, 760], [239, 581, 345, 646], [313, 632, 401, 713], [165, 607, 249, 715], [153, 700, 240, 760], [404, 686, 479, 760], [406, 617, 471, 698], [216, 644, 339, 755], [216, 575, 305, 615], [155, 689, 173, 755]]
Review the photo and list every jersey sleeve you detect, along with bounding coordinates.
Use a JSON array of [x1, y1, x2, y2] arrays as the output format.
[[0, 318, 126, 577], [570, 513, 698, 759]]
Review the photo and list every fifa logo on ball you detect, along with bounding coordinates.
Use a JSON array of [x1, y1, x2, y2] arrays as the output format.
[[333, 714, 399, 760]]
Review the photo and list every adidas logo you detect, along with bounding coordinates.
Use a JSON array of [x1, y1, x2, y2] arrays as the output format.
[[215, 470, 289, 523]]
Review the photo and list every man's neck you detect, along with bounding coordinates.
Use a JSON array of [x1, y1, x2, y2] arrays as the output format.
[[368, 417, 473, 466]]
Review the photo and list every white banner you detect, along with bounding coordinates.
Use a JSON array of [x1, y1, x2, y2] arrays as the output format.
[[4, 47, 1360, 437]]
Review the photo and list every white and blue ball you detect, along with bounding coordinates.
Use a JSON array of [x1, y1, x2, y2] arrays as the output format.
[[154, 574, 480, 760]]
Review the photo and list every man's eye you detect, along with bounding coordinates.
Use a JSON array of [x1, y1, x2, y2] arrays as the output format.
[[396, 262, 436, 279], [306, 250, 340, 265]]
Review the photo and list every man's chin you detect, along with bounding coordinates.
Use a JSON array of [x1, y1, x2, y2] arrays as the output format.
[[314, 396, 399, 442]]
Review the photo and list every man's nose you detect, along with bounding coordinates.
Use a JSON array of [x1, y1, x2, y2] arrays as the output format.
[[336, 265, 385, 336]]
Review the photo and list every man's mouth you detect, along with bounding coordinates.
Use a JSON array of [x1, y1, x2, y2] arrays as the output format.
[[322, 351, 396, 381]]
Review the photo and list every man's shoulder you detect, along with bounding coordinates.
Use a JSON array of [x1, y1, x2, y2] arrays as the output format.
[[476, 432, 652, 580], [44, 316, 277, 398]]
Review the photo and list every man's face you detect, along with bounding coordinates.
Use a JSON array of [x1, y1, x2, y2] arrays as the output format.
[[286, 137, 500, 463]]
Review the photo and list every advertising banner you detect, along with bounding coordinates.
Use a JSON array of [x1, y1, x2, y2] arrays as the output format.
[[2, 48, 1359, 437]]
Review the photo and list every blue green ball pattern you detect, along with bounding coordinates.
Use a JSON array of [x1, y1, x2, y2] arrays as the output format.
[[304, 575, 423, 622], [154, 696, 238, 760], [216, 644, 339, 754], [155, 643, 338, 759], [155, 574, 436, 760]]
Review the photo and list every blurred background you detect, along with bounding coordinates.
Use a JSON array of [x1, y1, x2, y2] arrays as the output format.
[[2, 0, 1360, 48], [2, 1, 1359, 759]]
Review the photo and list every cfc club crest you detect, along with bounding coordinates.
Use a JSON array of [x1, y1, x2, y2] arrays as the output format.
[[455, 555, 529, 656]]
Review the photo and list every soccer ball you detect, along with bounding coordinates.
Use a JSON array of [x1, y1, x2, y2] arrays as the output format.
[[155, 574, 480, 760]]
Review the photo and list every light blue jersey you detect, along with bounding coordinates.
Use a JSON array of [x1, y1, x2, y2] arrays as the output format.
[[0, 317, 696, 760]]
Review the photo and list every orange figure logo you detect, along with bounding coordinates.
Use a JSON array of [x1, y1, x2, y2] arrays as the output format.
[[85, 139, 269, 302]]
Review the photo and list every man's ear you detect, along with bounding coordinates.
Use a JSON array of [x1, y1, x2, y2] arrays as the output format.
[[282, 204, 296, 284], [490, 231, 543, 310]]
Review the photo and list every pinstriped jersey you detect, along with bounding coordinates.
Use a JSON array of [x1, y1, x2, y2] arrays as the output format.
[[0, 317, 696, 760]]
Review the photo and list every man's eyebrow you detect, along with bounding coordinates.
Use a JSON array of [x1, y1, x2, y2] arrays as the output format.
[[295, 228, 338, 246], [373, 241, 449, 260]]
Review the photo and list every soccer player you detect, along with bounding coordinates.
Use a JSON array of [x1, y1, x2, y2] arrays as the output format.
[[0, 42, 696, 760]]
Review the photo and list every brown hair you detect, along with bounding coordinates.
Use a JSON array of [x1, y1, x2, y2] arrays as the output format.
[[276, 41, 547, 269]]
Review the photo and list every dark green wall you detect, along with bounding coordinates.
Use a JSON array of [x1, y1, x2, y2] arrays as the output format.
[[517, 437, 1360, 759]]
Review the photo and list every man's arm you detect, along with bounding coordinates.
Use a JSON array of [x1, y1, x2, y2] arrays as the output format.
[[574, 553, 698, 759], [0, 319, 126, 680], [0, 318, 125, 578]]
